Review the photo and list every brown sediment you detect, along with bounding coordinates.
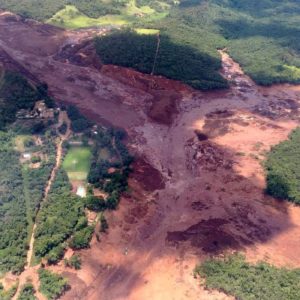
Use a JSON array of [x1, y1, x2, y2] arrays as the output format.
[[1, 11, 300, 300]]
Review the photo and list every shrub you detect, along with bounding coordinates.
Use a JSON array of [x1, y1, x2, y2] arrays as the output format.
[[100, 213, 109, 233], [64, 255, 81, 270], [31, 156, 41, 164], [85, 195, 106, 212]]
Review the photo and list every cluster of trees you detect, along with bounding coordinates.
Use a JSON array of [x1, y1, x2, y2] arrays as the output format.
[[38, 269, 69, 300], [0, 70, 37, 129], [70, 0, 128, 18], [195, 254, 300, 300], [0, 69, 54, 129], [69, 226, 94, 250], [64, 254, 81, 270], [265, 128, 300, 204], [17, 283, 37, 300], [24, 135, 56, 221], [87, 127, 133, 210], [154, 0, 300, 85], [95, 30, 228, 90], [66, 106, 92, 133], [34, 169, 93, 264], [0, 131, 29, 273], [0, 0, 129, 20], [136, 0, 175, 12]]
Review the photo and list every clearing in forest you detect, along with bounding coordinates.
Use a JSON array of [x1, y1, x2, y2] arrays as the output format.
[[63, 146, 92, 181]]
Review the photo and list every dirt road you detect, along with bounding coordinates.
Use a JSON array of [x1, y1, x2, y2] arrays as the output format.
[[1, 11, 300, 300]]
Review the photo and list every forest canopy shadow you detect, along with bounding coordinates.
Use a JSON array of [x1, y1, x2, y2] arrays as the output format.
[[217, 19, 300, 52], [95, 30, 228, 90]]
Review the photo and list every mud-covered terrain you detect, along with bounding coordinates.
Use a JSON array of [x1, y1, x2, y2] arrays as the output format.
[[1, 10, 300, 300]]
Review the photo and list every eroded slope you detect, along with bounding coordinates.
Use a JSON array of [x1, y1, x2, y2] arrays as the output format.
[[0, 11, 300, 300]]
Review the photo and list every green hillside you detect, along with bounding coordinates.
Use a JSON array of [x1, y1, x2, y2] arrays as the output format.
[[0, 0, 299, 86]]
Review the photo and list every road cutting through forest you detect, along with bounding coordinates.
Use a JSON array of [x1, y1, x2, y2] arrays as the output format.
[[11, 111, 71, 300]]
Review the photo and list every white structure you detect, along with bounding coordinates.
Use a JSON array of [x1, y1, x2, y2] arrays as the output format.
[[23, 153, 31, 159], [76, 185, 86, 198]]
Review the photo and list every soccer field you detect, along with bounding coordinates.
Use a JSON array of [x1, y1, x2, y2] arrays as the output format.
[[63, 146, 92, 181]]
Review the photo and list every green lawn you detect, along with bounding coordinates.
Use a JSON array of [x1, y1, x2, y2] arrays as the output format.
[[15, 135, 32, 152], [63, 146, 91, 181], [48, 5, 129, 29], [47, 1, 167, 29], [135, 28, 159, 35]]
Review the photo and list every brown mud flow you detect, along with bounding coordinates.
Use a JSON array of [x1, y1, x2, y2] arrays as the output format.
[[1, 11, 300, 300]]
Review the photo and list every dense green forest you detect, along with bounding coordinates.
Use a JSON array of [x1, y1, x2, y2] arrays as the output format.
[[0, 65, 58, 273], [0, 0, 127, 20], [0, 70, 38, 129], [23, 136, 56, 223], [195, 254, 300, 300], [34, 168, 92, 263], [265, 128, 300, 204], [1, 1, 299, 87], [95, 30, 227, 89], [0, 129, 57, 273], [0, 131, 28, 273]]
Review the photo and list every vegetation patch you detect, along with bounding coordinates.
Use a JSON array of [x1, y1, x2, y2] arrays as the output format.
[[265, 128, 300, 204], [47, 1, 165, 29], [38, 269, 69, 300], [0, 70, 51, 130], [17, 283, 37, 300], [0, 282, 18, 300], [48, 5, 129, 29], [1, 1, 299, 86], [87, 127, 133, 210], [63, 146, 92, 181], [95, 30, 228, 90], [135, 28, 160, 35], [34, 169, 90, 263], [195, 254, 300, 300], [0, 131, 34, 273]]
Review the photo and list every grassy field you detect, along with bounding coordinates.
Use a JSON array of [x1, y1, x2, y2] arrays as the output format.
[[48, 5, 129, 29], [14, 135, 32, 152], [63, 146, 92, 181], [135, 28, 159, 35], [47, 1, 166, 29]]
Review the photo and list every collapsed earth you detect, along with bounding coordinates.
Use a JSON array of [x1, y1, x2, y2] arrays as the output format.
[[0, 1, 300, 300]]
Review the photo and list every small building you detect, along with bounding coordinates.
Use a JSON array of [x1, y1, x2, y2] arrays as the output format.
[[16, 100, 55, 120], [23, 153, 31, 160], [16, 109, 38, 119], [34, 100, 55, 119], [76, 185, 86, 198]]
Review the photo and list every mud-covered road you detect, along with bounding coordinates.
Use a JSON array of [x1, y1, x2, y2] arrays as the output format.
[[1, 10, 300, 300]]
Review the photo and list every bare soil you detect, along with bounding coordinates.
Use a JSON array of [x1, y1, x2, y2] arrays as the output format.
[[1, 11, 300, 300]]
